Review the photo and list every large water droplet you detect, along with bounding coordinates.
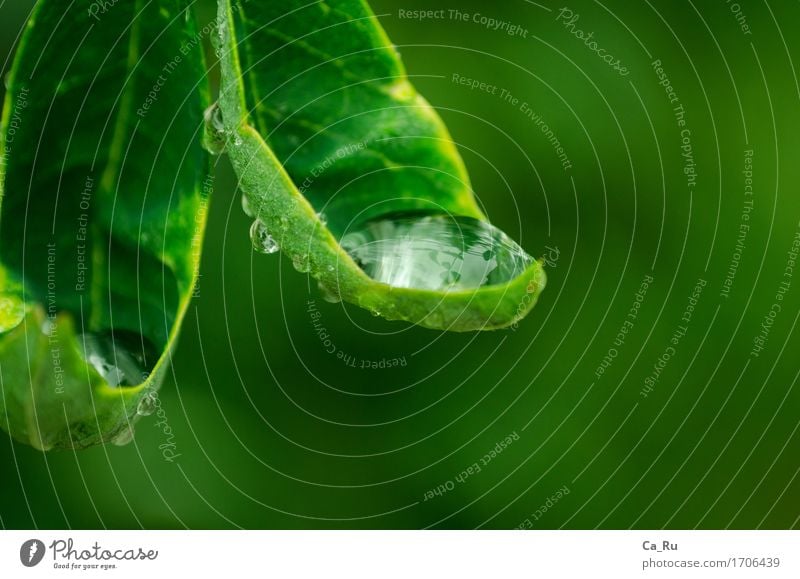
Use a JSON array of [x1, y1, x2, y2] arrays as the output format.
[[78, 331, 158, 387], [202, 102, 227, 155], [250, 219, 280, 254], [137, 392, 158, 417], [111, 425, 135, 447], [340, 212, 533, 291]]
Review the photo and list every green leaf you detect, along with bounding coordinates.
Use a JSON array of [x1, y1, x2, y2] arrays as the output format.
[[0, 0, 210, 450], [216, 0, 545, 332]]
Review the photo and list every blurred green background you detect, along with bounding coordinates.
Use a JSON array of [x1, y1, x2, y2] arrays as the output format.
[[1, 0, 799, 529]]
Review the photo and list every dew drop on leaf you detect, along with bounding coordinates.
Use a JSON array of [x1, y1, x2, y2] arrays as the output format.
[[206, 102, 224, 132], [202, 102, 227, 155], [250, 219, 279, 254], [292, 254, 311, 273], [30, 435, 53, 452], [317, 281, 341, 303], [137, 392, 158, 417], [241, 194, 254, 218], [40, 317, 55, 336], [78, 331, 156, 388], [111, 425, 135, 447], [340, 212, 533, 291]]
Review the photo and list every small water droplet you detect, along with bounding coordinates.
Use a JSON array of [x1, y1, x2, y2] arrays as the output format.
[[317, 212, 328, 226], [250, 220, 280, 254], [32, 437, 53, 452], [241, 195, 254, 218], [292, 254, 311, 273], [202, 102, 226, 155], [318, 281, 342, 303], [279, 216, 290, 230], [340, 212, 533, 291], [111, 425, 135, 447], [137, 392, 158, 416], [41, 318, 55, 336], [206, 102, 225, 132]]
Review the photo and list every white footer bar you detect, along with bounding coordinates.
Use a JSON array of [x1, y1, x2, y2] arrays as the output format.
[[1, 530, 797, 578]]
